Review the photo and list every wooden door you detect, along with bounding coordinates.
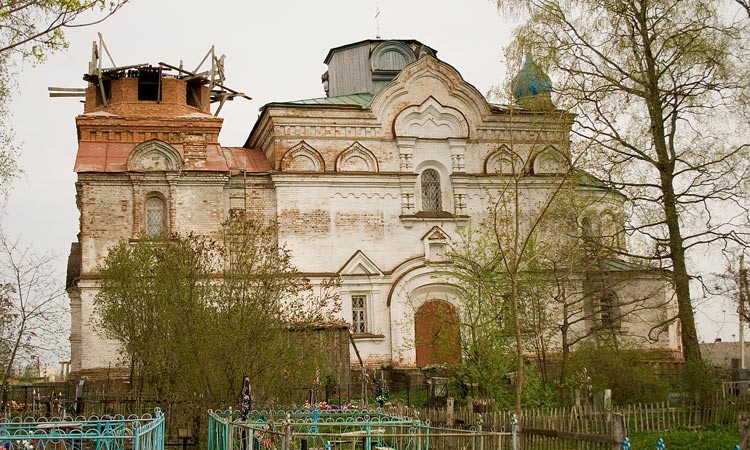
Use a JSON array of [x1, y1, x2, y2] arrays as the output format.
[[414, 300, 460, 367]]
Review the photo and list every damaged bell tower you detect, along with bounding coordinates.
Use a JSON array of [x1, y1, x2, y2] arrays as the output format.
[[63, 36, 253, 378]]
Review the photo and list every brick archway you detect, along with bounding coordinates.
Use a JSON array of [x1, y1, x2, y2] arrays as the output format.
[[414, 300, 460, 367]]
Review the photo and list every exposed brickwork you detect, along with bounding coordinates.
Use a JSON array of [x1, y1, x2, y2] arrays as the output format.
[[69, 47, 682, 377], [278, 208, 331, 236]]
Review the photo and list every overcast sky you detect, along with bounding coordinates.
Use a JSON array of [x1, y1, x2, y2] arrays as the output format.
[[1, 0, 742, 362]]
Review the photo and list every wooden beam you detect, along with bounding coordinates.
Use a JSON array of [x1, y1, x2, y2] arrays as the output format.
[[48, 87, 86, 92]]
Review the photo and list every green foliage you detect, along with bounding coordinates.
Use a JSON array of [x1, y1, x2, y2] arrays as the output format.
[[495, 0, 750, 368], [0, 1, 128, 196], [630, 425, 739, 450], [568, 341, 670, 405], [447, 229, 526, 402], [94, 215, 341, 405], [0, 1, 128, 60], [679, 358, 721, 404]]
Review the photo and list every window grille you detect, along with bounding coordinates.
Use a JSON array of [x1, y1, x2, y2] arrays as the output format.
[[146, 196, 165, 237], [421, 169, 442, 212], [599, 292, 617, 327], [351, 295, 367, 333]]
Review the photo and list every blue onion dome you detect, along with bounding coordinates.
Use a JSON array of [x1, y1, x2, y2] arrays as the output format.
[[510, 54, 554, 109]]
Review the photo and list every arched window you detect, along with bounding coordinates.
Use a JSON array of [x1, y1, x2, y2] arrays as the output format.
[[599, 291, 618, 328], [145, 196, 165, 237], [581, 215, 599, 240], [421, 169, 442, 212]]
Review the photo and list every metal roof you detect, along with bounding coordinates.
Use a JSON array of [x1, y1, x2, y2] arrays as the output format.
[[286, 93, 373, 107], [74, 142, 271, 173]]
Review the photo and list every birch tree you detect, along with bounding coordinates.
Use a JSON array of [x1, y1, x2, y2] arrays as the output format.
[[0, 233, 66, 391], [494, 0, 750, 369]]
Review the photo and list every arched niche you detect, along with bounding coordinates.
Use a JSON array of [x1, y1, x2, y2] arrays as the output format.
[[394, 97, 469, 139], [532, 146, 569, 174], [485, 145, 522, 175], [335, 142, 379, 172], [280, 141, 325, 172], [127, 140, 182, 172]]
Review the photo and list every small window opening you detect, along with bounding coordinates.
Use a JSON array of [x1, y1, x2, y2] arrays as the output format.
[[186, 79, 204, 108], [599, 292, 617, 327], [351, 295, 367, 334], [94, 79, 112, 107], [138, 67, 162, 101], [421, 169, 442, 212], [146, 196, 165, 237]]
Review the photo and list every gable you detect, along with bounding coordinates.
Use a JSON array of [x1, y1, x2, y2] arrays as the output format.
[[127, 140, 182, 172], [338, 250, 384, 276], [370, 55, 490, 139], [280, 141, 325, 172]]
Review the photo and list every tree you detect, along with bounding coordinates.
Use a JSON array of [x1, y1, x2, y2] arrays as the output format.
[[0, 1, 128, 59], [0, 232, 67, 397], [448, 142, 677, 408], [94, 233, 215, 397], [448, 227, 558, 409], [94, 215, 341, 404], [434, 99, 584, 412], [200, 213, 341, 403], [495, 0, 750, 369], [545, 232, 674, 406], [0, 0, 128, 194]]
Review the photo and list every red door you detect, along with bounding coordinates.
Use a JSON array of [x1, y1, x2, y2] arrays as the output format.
[[414, 300, 461, 367]]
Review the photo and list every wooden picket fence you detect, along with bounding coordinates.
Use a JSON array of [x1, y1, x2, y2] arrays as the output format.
[[402, 396, 750, 435], [619, 399, 747, 432]]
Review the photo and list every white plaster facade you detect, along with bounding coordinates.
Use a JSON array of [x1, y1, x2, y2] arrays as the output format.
[[67, 39, 682, 378]]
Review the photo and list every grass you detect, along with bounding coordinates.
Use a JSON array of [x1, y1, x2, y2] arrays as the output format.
[[629, 425, 740, 450]]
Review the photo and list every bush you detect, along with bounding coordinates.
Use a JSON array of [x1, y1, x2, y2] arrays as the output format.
[[568, 341, 670, 405]]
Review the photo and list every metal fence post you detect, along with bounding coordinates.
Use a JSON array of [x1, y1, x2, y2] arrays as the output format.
[[511, 414, 518, 450]]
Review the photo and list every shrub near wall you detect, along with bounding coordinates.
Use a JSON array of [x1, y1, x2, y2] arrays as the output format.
[[630, 425, 739, 450]]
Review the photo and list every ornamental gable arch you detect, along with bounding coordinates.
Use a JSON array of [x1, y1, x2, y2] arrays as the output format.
[[280, 141, 325, 172], [127, 140, 182, 172], [394, 97, 468, 139], [532, 146, 569, 175], [370, 55, 490, 139], [336, 142, 379, 172], [485, 145, 522, 175]]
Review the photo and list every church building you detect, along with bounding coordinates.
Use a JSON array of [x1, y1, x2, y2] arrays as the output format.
[[66, 39, 682, 379]]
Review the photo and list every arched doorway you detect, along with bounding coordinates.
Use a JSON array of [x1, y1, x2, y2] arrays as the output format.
[[414, 300, 461, 367]]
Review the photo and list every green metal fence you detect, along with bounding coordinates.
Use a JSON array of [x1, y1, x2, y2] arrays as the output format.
[[0, 408, 165, 450], [207, 409, 510, 450]]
